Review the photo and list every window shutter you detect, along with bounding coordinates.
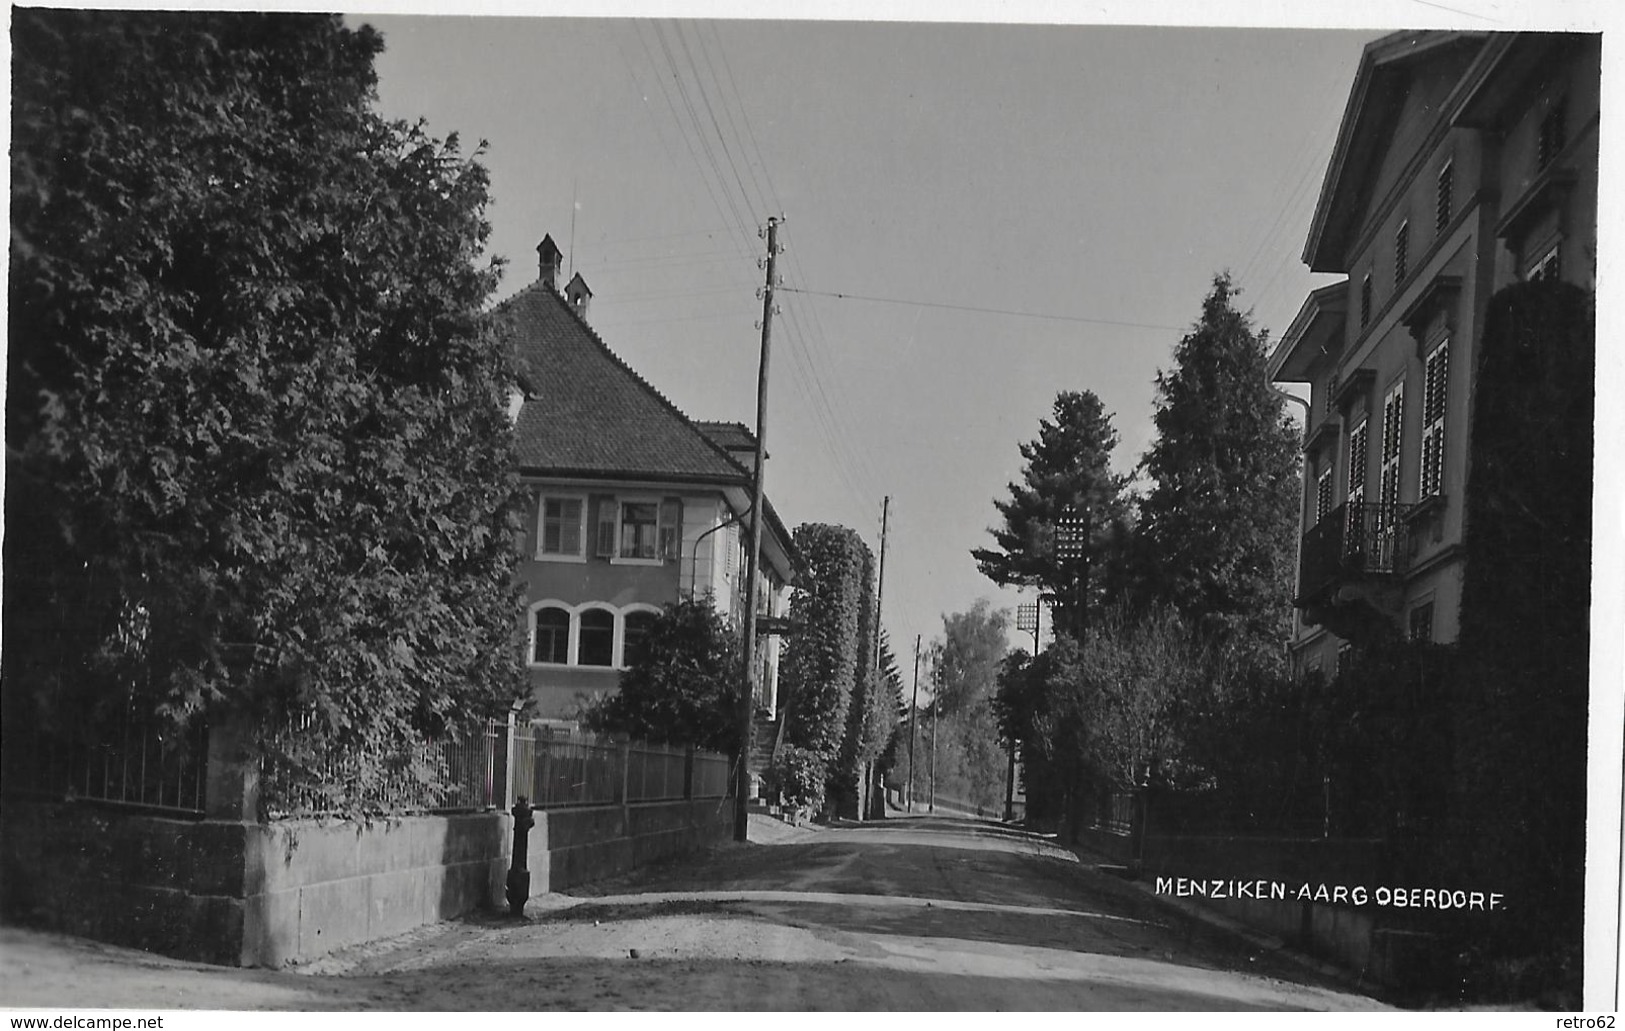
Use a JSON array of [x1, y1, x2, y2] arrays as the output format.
[[1435, 162, 1453, 234], [1420, 342, 1450, 497], [1347, 420, 1369, 503], [595, 498, 617, 558]]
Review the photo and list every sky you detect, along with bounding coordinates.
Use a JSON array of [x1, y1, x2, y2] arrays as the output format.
[[351, 4, 1618, 676]]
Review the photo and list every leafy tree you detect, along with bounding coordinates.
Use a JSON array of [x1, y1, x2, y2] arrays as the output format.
[[1136, 273, 1300, 658], [911, 602, 1011, 812], [584, 598, 741, 754], [932, 599, 1009, 716], [1067, 604, 1213, 791], [4, 11, 522, 816], [972, 391, 1132, 641]]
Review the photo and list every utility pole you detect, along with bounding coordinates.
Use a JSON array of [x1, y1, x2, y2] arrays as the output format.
[[735, 215, 781, 842], [929, 688, 938, 814], [907, 633, 920, 813], [866, 496, 889, 821]]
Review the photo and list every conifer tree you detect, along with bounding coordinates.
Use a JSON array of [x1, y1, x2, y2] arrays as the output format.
[[1136, 274, 1300, 657], [971, 390, 1130, 639]]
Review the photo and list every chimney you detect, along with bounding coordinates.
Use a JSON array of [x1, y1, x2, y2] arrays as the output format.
[[536, 234, 563, 292], [565, 271, 593, 318]]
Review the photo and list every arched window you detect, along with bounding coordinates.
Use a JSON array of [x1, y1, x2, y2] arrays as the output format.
[[578, 609, 615, 667], [533, 606, 570, 664], [622, 609, 659, 668]]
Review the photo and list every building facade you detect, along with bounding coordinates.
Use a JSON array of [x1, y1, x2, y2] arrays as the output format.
[[1268, 31, 1600, 673], [500, 236, 795, 721]]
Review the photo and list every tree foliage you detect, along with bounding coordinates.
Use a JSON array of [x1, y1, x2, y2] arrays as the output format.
[[583, 598, 741, 755], [1136, 274, 1300, 657], [972, 390, 1131, 636], [932, 599, 1009, 717], [5, 11, 523, 816], [776, 524, 871, 775]]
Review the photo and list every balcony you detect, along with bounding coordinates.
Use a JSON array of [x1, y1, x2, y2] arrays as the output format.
[[1298, 502, 1415, 638]]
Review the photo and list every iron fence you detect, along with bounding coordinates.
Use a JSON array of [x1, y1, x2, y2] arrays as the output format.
[[513, 725, 623, 809], [627, 740, 688, 802], [7, 704, 732, 820], [1, 711, 209, 817], [510, 724, 733, 810], [1299, 501, 1414, 599], [260, 718, 502, 818], [1100, 791, 1135, 835]]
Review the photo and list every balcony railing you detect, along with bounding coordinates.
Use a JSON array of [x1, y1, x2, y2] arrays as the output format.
[[1299, 501, 1413, 602]]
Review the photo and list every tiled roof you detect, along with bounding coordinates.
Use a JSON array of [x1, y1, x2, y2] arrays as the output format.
[[695, 421, 756, 453], [496, 282, 749, 483]]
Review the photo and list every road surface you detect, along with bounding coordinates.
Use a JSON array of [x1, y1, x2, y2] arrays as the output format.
[[0, 812, 1386, 1010]]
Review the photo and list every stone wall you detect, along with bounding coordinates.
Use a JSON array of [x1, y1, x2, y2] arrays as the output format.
[[0, 795, 734, 968]]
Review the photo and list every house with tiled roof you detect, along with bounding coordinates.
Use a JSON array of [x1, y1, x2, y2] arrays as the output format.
[[497, 235, 796, 723]]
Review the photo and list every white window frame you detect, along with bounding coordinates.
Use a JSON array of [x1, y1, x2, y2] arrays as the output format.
[[527, 600, 575, 667], [535, 493, 589, 562], [610, 496, 682, 566], [1420, 340, 1450, 499], [617, 603, 662, 669], [575, 604, 618, 668], [1409, 600, 1436, 643], [1527, 241, 1562, 283]]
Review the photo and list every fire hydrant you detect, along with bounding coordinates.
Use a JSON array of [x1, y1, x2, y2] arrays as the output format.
[[507, 796, 535, 916]]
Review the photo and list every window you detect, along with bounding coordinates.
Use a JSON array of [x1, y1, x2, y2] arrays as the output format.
[[1394, 221, 1410, 286], [533, 606, 570, 664], [1409, 602, 1435, 643], [1420, 341, 1450, 498], [1346, 418, 1369, 508], [538, 497, 585, 558], [1435, 161, 1454, 234], [578, 609, 615, 666], [1528, 242, 1562, 282], [1379, 381, 1405, 514], [1538, 97, 1567, 171], [1316, 466, 1334, 525], [620, 502, 660, 559], [610, 498, 683, 561], [622, 609, 659, 668], [1360, 273, 1373, 328]]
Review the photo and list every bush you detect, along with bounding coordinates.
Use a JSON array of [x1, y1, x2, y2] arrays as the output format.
[[766, 745, 826, 821], [584, 597, 741, 755]]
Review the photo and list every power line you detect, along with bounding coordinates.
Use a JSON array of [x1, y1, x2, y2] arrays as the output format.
[[778, 285, 1187, 332]]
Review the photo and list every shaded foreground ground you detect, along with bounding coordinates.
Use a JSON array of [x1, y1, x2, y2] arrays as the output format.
[[0, 812, 1386, 1010]]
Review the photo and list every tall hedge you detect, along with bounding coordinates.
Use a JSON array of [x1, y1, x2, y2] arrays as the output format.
[[1450, 279, 1593, 961], [777, 524, 874, 811]]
